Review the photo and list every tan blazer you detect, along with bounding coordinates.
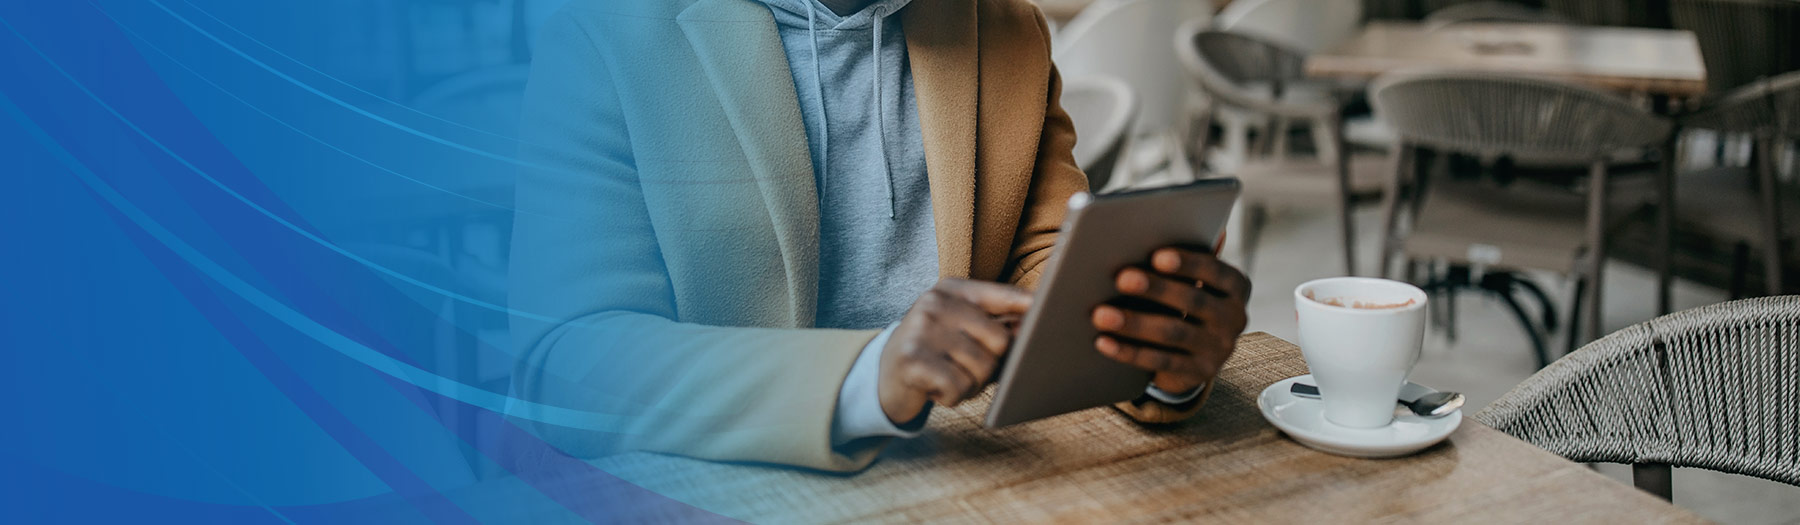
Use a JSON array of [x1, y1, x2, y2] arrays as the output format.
[[510, 0, 1156, 473]]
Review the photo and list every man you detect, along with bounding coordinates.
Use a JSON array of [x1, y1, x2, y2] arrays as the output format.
[[509, 0, 1250, 472]]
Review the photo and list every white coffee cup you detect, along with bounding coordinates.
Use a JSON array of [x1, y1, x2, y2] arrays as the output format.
[[1293, 277, 1428, 428]]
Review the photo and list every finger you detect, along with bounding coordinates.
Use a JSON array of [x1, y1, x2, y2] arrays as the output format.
[[1115, 267, 1216, 323], [948, 302, 1016, 356], [907, 359, 976, 406], [1095, 336, 1205, 376], [1151, 248, 1251, 299], [936, 278, 1033, 316], [1092, 305, 1199, 350], [940, 332, 1002, 384], [921, 289, 1014, 356]]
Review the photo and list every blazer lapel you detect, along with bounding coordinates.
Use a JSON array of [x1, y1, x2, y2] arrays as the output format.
[[903, 0, 979, 279], [678, 0, 821, 324]]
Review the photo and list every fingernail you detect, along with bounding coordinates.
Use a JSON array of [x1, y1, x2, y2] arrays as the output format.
[[1092, 306, 1124, 330], [1096, 336, 1118, 355], [1154, 249, 1181, 272], [1116, 269, 1148, 293]]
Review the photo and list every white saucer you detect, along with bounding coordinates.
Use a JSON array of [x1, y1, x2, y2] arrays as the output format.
[[1257, 374, 1461, 458]]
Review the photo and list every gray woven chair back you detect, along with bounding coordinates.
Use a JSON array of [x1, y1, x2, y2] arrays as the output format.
[[1673, 0, 1800, 97], [1179, 29, 1321, 117], [1061, 75, 1138, 192], [1424, 1, 1571, 27], [1542, 0, 1658, 27], [1370, 71, 1672, 160], [1476, 296, 1800, 486], [1682, 69, 1800, 140]]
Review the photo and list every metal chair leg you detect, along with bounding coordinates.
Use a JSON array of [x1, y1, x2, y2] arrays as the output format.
[[1332, 113, 1357, 277], [1495, 286, 1552, 369], [1509, 275, 1560, 334], [1634, 463, 1674, 501], [1730, 242, 1750, 300], [1582, 161, 1609, 348], [1378, 144, 1416, 279], [1241, 204, 1269, 276], [1757, 135, 1784, 296], [1567, 276, 1588, 357], [1657, 132, 1677, 314], [1444, 266, 1468, 343]]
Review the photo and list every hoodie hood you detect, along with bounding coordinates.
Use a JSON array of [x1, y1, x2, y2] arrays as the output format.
[[754, 0, 913, 218], [752, 0, 942, 330], [757, 0, 913, 30]]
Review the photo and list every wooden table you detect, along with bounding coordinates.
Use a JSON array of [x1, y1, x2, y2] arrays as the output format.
[[1305, 22, 1708, 97], [453, 333, 1704, 523]]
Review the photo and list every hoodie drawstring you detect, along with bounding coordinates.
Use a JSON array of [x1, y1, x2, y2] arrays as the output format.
[[871, 5, 896, 219], [800, 0, 899, 221], [804, 1, 831, 206]]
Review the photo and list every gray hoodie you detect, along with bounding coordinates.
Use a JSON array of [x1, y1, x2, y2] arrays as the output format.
[[756, 0, 938, 330]]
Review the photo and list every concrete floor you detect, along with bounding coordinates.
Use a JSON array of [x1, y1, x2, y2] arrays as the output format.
[[1229, 205, 1800, 524]]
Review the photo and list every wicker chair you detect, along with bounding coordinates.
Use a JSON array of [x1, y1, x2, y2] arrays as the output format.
[[1055, 0, 1215, 187], [1423, 1, 1570, 28], [1676, 70, 1800, 297], [1371, 71, 1674, 366], [1541, 0, 1660, 27], [1476, 296, 1800, 500], [1178, 25, 1390, 276], [1061, 75, 1139, 193], [1672, 0, 1800, 99], [1212, 0, 1364, 55]]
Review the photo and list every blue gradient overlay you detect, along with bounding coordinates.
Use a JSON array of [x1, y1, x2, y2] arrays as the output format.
[[0, 0, 730, 522]]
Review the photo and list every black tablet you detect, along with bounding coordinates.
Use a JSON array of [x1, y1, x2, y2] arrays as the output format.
[[985, 178, 1242, 427]]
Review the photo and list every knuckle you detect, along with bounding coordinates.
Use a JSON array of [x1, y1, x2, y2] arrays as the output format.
[[1183, 288, 1209, 313], [1162, 319, 1191, 342], [902, 341, 930, 360], [1144, 352, 1171, 371]]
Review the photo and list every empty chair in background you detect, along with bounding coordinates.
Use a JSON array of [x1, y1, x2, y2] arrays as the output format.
[[1371, 71, 1674, 368], [1423, 1, 1570, 28], [1209, 0, 1389, 175], [1477, 296, 1800, 500], [1672, 0, 1800, 102], [1676, 70, 1800, 298], [1213, 0, 1363, 54], [1059, 75, 1139, 193], [1177, 25, 1391, 277], [1054, 0, 1215, 188], [1541, 0, 1660, 27]]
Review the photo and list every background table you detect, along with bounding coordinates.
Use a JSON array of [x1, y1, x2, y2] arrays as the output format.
[[1306, 22, 1708, 97], [460, 333, 1704, 523]]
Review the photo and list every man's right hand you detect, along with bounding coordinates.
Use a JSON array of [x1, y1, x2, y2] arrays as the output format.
[[878, 278, 1033, 425]]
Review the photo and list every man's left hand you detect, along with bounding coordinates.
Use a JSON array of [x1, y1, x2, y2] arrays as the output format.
[[1091, 247, 1251, 394]]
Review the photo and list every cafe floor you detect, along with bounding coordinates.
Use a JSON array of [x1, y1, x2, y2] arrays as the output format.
[[1233, 206, 1800, 524]]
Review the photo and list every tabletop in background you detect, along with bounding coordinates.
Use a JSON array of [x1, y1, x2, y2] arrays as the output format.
[[1306, 22, 1708, 97]]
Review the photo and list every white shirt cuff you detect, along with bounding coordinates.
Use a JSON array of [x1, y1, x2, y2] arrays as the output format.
[[831, 323, 928, 446], [1145, 381, 1205, 405]]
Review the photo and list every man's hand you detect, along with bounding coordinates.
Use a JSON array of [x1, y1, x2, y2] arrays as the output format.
[[879, 279, 1033, 425], [1092, 247, 1251, 395]]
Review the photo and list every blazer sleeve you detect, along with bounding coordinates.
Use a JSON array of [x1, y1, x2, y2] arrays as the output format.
[[508, 12, 884, 473], [1005, 9, 1091, 290]]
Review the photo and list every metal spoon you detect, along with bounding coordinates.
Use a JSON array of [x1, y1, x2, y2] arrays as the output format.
[[1289, 382, 1465, 418]]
